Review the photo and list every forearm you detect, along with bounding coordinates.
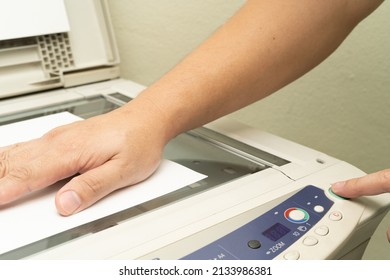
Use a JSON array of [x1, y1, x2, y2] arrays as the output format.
[[126, 0, 383, 142], [0, 0, 385, 217]]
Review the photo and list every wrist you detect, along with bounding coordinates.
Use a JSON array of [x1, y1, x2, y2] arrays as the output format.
[[117, 94, 178, 146]]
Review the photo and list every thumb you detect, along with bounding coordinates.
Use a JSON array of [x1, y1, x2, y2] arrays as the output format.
[[55, 161, 129, 216]]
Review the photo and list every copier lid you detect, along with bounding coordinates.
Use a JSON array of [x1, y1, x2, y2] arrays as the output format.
[[0, 0, 120, 99]]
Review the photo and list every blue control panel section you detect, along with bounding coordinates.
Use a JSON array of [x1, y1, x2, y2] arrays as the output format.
[[181, 185, 334, 260]]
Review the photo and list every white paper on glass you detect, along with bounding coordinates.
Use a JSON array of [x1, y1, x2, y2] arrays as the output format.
[[0, 112, 206, 254]]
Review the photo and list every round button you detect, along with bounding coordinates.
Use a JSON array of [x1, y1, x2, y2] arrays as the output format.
[[329, 211, 343, 221], [284, 208, 310, 223], [303, 236, 318, 246], [289, 210, 305, 220], [283, 250, 300, 260], [314, 205, 324, 213], [328, 187, 349, 200], [247, 240, 261, 249], [315, 225, 329, 236]]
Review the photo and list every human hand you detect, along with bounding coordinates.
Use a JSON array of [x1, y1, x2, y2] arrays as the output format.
[[332, 169, 390, 242], [0, 102, 168, 216]]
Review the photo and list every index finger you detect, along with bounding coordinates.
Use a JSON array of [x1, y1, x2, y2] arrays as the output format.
[[332, 169, 390, 198], [0, 141, 78, 205]]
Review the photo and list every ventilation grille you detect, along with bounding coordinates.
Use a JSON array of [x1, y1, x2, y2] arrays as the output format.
[[36, 33, 74, 76], [0, 37, 36, 50]]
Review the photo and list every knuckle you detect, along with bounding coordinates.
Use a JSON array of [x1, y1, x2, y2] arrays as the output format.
[[0, 149, 34, 193], [0, 148, 11, 163], [5, 166, 35, 194], [1, 149, 30, 180], [0, 154, 10, 177], [9, 166, 33, 182], [0, 150, 8, 161]]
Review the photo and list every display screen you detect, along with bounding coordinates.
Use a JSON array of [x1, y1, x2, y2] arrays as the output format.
[[262, 223, 291, 242]]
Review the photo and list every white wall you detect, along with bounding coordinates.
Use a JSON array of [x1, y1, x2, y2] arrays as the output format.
[[108, 0, 390, 259]]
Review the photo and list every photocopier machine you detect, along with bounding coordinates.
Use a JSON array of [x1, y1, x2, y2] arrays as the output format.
[[0, 0, 388, 260]]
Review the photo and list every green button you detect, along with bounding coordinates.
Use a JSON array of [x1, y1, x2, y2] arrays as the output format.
[[328, 187, 349, 200]]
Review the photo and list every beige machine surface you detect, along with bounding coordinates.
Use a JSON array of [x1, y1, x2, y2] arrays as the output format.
[[0, 0, 388, 260]]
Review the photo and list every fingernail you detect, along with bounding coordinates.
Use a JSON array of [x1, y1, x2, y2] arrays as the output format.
[[331, 181, 346, 192], [58, 190, 81, 215]]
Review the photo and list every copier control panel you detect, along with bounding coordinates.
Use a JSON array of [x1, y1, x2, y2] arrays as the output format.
[[181, 185, 344, 260]]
